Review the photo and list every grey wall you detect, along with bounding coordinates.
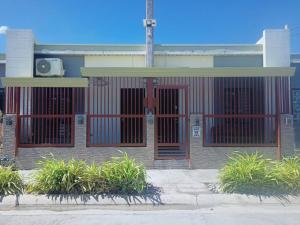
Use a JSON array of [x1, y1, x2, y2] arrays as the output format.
[[34, 54, 84, 77], [214, 55, 263, 67]]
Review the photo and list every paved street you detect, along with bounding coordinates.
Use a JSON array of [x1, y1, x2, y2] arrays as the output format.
[[1, 205, 300, 225]]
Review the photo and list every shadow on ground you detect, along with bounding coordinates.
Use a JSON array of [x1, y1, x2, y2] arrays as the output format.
[[45, 183, 163, 206], [205, 182, 298, 204]]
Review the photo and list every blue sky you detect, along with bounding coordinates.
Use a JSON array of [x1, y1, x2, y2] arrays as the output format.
[[0, 0, 300, 53]]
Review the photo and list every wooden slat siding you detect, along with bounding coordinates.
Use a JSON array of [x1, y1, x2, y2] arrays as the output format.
[[87, 77, 146, 147], [159, 77, 204, 114], [279, 76, 291, 114], [5, 87, 20, 114]]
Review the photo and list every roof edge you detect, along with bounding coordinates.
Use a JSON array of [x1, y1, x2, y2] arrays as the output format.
[[81, 67, 295, 78]]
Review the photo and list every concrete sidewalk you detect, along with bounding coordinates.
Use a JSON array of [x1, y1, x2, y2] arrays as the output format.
[[1, 169, 300, 209]]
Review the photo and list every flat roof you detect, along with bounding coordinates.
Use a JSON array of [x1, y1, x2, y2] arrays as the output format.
[[34, 44, 263, 56]]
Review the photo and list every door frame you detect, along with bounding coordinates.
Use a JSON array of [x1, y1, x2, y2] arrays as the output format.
[[154, 85, 189, 160]]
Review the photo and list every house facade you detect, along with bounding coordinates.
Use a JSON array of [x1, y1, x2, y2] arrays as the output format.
[[0, 25, 298, 169]]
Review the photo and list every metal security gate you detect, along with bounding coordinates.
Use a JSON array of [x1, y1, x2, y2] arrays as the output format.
[[154, 85, 189, 159]]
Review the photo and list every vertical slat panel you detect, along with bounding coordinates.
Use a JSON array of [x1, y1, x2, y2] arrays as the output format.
[[203, 77, 278, 146], [87, 77, 146, 147]]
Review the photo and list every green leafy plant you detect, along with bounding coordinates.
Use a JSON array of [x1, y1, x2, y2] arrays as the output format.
[[271, 156, 300, 194], [29, 158, 87, 194], [28, 153, 147, 195], [219, 152, 274, 195], [82, 163, 107, 193], [0, 166, 23, 195], [101, 153, 147, 194]]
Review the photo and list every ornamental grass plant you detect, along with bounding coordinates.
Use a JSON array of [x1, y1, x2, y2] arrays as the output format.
[[271, 157, 300, 195], [29, 153, 147, 195], [219, 152, 273, 195], [28, 158, 87, 194], [0, 166, 23, 195], [101, 153, 147, 194], [220, 152, 300, 195]]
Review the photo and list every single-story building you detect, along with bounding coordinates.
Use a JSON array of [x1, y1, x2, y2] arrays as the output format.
[[0, 19, 299, 169]]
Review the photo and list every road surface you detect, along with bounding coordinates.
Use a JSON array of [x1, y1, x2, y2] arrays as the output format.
[[1, 205, 300, 225]]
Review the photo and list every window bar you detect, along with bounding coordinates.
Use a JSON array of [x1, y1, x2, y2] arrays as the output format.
[[170, 86, 173, 144], [217, 78, 220, 144], [111, 78, 114, 144], [135, 79, 137, 144], [129, 78, 132, 144], [181, 87, 184, 146], [95, 79, 97, 145], [125, 77, 128, 144], [108, 77, 111, 145]]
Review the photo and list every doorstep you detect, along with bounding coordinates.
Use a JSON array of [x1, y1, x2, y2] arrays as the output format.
[[153, 160, 191, 169]]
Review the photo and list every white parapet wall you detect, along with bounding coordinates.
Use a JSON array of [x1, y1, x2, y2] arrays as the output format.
[[6, 29, 35, 77], [258, 27, 290, 67]]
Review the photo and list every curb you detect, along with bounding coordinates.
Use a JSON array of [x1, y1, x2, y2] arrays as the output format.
[[1, 193, 300, 208]]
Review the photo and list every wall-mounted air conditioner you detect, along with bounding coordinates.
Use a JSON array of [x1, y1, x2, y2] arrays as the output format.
[[36, 58, 65, 77]]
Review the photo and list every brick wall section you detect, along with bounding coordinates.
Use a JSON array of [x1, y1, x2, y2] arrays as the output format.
[[280, 114, 295, 156], [2, 114, 17, 159], [16, 114, 155, 169], [189, 114, 277, 169]]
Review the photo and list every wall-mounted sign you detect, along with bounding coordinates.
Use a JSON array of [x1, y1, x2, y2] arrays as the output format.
[[192, 126, 201, 137]]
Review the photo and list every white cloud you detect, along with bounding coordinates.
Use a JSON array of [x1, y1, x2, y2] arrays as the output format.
[[0, 26, 8, 34]]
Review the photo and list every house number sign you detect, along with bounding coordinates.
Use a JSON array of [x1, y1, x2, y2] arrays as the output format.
[[192, 126, 201, 137]]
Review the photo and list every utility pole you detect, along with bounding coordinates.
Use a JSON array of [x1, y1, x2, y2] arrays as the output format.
[[144, 0, 157, 113], [144, 0, 156, 67]]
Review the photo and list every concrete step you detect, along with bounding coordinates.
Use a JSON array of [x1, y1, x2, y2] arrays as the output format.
[[153, 159, 191, 169]]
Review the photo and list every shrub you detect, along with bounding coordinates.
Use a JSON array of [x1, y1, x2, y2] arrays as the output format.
[[29, 158, 87, 194], [271, 157, 300, 194], [29, 153, 147, 194], [101, 153, 147, 194], [219, 152, 274, 195], [0, 166, 23, 195]]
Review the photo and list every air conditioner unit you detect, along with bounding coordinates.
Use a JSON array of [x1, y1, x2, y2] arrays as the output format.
[[36, 58, 65, 77]]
